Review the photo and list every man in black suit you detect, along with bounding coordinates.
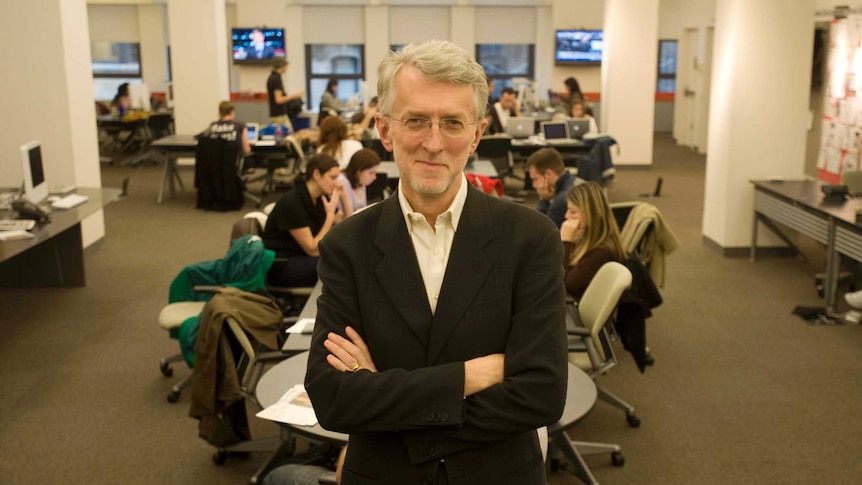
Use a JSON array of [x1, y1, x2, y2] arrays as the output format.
[[305, 40, 568, 484], [247, 29, 274, 59]]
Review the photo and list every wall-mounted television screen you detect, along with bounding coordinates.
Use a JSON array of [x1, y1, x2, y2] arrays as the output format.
[[555, 30, 603, 65], [232, 27, 285, 64]]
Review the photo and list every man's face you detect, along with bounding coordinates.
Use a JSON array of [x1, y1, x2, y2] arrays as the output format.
[[252, 31, 264, 45], [528, 166, 549, 191], [377, 66, 487, 202], [500, 92, 517, 110]]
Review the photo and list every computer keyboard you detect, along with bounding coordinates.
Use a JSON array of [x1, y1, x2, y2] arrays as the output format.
[[0, 219, 36, 231], [51, 193, 89, 210]]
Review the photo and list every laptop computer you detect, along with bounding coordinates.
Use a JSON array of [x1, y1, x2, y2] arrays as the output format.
[[566, 118, 591, 140], [246, 123, 259, 144], [541, 121, 570, 144], [506, 116, 535, 139]]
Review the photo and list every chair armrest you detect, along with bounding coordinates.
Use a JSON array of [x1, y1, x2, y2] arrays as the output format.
[[191, 285, 223, 294], [318, 471, 337, 485], [567, 326, 591, 337]]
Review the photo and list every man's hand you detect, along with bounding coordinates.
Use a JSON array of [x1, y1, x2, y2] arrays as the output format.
[[325, 326, 378, 373], [536, 183, 554, 201], [463, 353, 505, 397]]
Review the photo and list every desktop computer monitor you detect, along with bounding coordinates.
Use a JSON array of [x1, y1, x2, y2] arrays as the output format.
[[128, 83, 151, 111], [20, 140, 48, 204]]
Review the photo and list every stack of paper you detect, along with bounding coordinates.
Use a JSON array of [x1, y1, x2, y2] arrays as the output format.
[[256, 384, 318, 426], [285, 317, 315, 334]]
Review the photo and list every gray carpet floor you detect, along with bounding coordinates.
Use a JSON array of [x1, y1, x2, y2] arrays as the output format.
[[1, 134, 861, 484]]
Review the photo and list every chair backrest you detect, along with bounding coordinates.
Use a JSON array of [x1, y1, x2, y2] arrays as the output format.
[[476, 137, 513, 175], [147, 112, 174, 139], [615, 201, 659, 263], [577, 261, 632, 359]]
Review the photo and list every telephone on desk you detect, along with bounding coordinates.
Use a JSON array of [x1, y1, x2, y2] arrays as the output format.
[[11, 199, 50, 223]]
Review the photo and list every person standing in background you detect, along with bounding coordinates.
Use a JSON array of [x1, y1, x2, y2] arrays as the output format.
[[268, 56, 305, 132]]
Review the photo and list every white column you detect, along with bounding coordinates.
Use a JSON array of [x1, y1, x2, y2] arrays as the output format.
[[601, 0, 659, 165], [0, 0, 104, 246], [702, 0, 814, 250], [166, 0, 229, 134], [138, 4, 168, 94], [365, 6, 390, 99]]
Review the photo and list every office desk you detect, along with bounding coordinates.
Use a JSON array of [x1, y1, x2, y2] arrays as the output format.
[[0, 188, 121, 287], [751, 179, 862, 311], [149, 135, 298, 204], [256, 351, 600, 483], [377, 160, 499, 180]]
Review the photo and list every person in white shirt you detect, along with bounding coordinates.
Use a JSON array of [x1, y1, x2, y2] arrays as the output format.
[[316, 116, 363, 169], [336, 148, 381, 218], [488, 87, 521, 134], [570, 100, 599, 134]]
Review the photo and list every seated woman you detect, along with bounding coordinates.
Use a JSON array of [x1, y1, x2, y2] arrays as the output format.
[[337, 148, 381, 218], [561, 181, 626, 298], [262, 154, 342, 287], [204, 101, 251, 156], [110, 83, 131, 118], [569, 100, 599, 134], [317, 116, 363, 169]]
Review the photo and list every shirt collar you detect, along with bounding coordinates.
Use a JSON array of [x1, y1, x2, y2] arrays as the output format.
[[398, 173, 469, 233]]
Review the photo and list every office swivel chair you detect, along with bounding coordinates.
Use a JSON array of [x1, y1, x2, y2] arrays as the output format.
[[195, 136, 261, 210], [566, 261, 640, 427], [476, 136, 517, 184], [548, 262, 631, 482], [157, 235, 277, 403]]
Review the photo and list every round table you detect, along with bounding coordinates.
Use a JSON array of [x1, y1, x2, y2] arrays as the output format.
[[256, 351, 597, 445]]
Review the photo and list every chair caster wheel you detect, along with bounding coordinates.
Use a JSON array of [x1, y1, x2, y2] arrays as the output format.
[[160, 361, 174, 377], [167, 390, 181, 403], [644, 353, 655, 366], [611, 451, 625, 467], [626, 413, 641, 428], [213, 450, 228, 465]]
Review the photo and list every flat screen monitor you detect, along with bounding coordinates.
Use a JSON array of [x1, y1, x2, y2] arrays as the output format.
[[555, 30, 603, 65], [128, 83, 151, 111], [232, 27, 285, 64], [20, 140, 48, 204], [542, 122, 570, 141]]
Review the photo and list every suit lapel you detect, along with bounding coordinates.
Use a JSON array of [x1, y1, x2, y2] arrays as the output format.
[[427, 187, 493, 364], [374, 196, 434, 348]]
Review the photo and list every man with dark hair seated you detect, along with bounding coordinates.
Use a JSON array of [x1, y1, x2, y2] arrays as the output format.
[[526, 147, 576, 228]]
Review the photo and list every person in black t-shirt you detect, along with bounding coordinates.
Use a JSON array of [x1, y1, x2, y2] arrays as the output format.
[[262, 154, 343, 287], [267, 56, 304, 132], [203, 101, 251, 156]]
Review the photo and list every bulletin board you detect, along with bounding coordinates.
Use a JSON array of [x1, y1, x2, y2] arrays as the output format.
[[819, 16, 862, 184]]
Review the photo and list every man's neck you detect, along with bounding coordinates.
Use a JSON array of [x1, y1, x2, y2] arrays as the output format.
[[404, 176, 462, 228]]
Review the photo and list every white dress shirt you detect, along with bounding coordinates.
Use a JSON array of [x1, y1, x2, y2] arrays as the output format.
[[397, 174, 469, 314], [494, 101, 512, 129]]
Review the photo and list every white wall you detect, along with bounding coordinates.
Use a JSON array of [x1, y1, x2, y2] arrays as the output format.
[[1, 0, 104, 245]]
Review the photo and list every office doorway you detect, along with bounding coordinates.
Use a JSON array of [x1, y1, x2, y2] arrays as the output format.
[[674, 27, 713, 154]]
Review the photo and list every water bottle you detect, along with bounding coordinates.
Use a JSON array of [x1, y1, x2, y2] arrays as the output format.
[[275, 124, 284, 140]]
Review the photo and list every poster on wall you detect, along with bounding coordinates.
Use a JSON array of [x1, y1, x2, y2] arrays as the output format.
[[819, 15, 862, 183]]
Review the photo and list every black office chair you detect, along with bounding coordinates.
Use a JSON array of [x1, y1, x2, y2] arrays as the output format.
[[362, 138, 393, 162], [195, 136, 260, 210], [476, 136, 517, 183]]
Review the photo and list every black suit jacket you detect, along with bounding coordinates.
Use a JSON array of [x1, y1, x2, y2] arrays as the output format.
[[305, 184, 568, 484]]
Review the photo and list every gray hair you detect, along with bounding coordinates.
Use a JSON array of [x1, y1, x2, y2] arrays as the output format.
[[377, 40, 489, 121]]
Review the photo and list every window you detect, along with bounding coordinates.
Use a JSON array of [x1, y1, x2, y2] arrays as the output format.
[[476, 44, 535, 101], [91, 42, 142, 78], [657, 39, 678, 93], [305, 44, 365, 111]]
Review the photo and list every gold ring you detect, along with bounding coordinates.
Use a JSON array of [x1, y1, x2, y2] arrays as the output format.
[[350, 362, 361, 372]]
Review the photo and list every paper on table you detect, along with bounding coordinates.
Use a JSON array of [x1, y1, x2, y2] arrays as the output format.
[[256, 384, 318, 426], [285, 317, 315, 334]]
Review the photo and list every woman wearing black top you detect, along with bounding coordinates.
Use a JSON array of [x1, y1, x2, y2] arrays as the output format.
[[263, 154, 343, 287]]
